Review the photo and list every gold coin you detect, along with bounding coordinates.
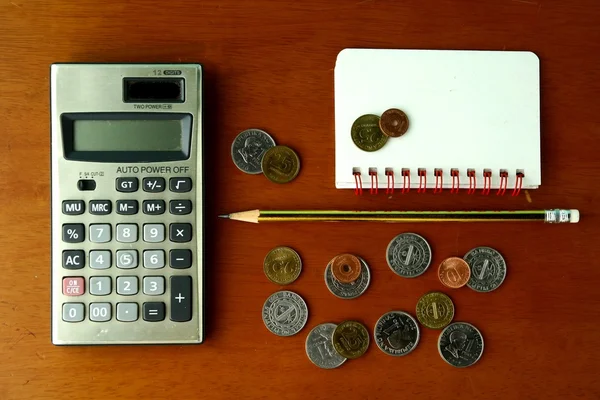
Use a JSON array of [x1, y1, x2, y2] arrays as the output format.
[[351, 114, 389, 152], [332, 320, 370, 359], [261, 145, 300, 184], [415, 292, 455, 329], [263, 246, 302, 285]]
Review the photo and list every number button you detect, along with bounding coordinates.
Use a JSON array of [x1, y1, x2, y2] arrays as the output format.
[[89, 200, 112, 215], [62, 200, 84, 215], [116, 276, 139, 295], [89, 250, 111, 269], [116, 177, 138, 193], [117, 303, 139, 322], [116, 250, 138, 269], [169, 177, 192, 192], [143, 200, 165, 215], [116, 224, 138, 243], [143, 302, 165, 322], [116, 200, 138, 215], [169, 223, 192, 242], [63, 250, 84, 269], [143, 250, 165, 269], [169, 200, 192, 215], [89, 276, 111, 296], [62, 224, 84, 243], [89, 303, 111, 322], [62, 303, 84, 322], [143, 224, 165, 243], [90, 224, 111, 243], [170, 249, 192, 269], [143, 276, 165, 295], [143, 177, 166, 193]]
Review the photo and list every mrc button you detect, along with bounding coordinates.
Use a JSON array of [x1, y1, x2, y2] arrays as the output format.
[[89, 200, 112, 215]]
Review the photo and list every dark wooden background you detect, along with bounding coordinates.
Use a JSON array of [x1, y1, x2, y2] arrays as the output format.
[[1, 0, 599, 398]]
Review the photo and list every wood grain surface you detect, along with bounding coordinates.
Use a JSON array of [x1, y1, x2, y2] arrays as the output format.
[[1, 0, 600, 398]]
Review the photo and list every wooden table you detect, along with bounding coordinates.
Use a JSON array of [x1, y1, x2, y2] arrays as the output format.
[[1, 1, 599, 398]]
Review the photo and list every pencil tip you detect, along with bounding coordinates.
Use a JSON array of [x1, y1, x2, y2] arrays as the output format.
[[218, 214, 229, 219]]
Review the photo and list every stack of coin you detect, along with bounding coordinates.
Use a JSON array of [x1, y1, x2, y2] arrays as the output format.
[[305, 320, 370, 368], [262, 290, 308, 337], [263, 246, 302, 285], [324, 253, 371, 299], [351, 108, 410, 152]]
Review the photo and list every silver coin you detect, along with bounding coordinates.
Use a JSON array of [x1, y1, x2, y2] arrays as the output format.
[[324, 257, 371, 299], [374, 311, 420, 356], [386, 233, 432, 278], [464, 247, 507, 292], [305, 323, 347, 369], [438, 322, 484, 367], [231, 129, 276, 174], [262, 290, 308, 336]]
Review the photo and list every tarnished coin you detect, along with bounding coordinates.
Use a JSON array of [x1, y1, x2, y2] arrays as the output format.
[[231, 128, 276, 174], [331, 253, 362, 283], [374, 311, 420, 357], [416, 292, 455, 329], [438, 322, 484, 368], [464, 247, 507, 292], [261, 145, 301, 184], [351, 114, 389, 152], [263, 246, 302, 285], [386, 233, 432, 278], [332, 320, 370, 359], [438, 257, 471, 289], [379, 108, 409, 138], [324, 257, 371, 299], [305, 323, 347, 369], [262, 290, 308, 336]]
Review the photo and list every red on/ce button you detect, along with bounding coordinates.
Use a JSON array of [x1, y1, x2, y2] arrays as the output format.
[[63, 277, 85, 296]]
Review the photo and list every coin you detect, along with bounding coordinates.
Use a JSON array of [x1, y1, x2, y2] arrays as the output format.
[[351, 114, 389, 152], [464, 247, 507, 292], [415, 292, 455, 329], [379, 108, 409, 137], [231, 128, 276, 174], [438, 322, 484, 367], [332, 320, 370, 359], [438, 257, 471, 289], [374, 311, 420, 357], [263, 246, 302, 285], [331, 253, 362, 283], [305, 323, 347, 369], [324, 257, 371, 299], [261, 145, 301, 183], [386, 233, 432, 278], [262, 290, 308, 336]]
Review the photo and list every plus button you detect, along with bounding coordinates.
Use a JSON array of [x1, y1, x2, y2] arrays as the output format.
[[175, 293, 185, 303]]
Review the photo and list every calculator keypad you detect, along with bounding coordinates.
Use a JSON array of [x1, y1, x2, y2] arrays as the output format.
[[90, 303, 111, 322], [62, 303, 85, 322], [117, 276, 139, 295], [116, 224, 138, 243], [116, 200, 138, 215], [116, 250, 138, 269], [117, 303, 139, 322], [143, 250, 165, 269], [144, 224, 165, 243], [90, 224, 111, 243]]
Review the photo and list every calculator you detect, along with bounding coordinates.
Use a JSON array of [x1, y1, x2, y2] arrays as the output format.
[[50, 63, 204, 344]]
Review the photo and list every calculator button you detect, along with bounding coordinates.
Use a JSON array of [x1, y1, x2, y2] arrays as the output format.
[[170, 223, 192, 242], [116, 177, 138, 192], [90, 224, 111, 243], [170, 276, 192, 322], [143, 224, 165, 243], [62, 303, 84, 322], [116, 250, 138, 269], [143, 302, 165, 322], [169, 200, 192, 215], [143, 200, 165, 215], [117, 303, 139, 322], [89, 276, 111, 296], [143, 250, 165, 269], [143, 276, 165, 295], [62, 277, 85, 296], [170, 177, 192, 192], [170, 249, 192, 269], [89, 303, 111, 322], [116, 224, 138, 243], [116, 276, 139, 295], [63, 250, 84, 269], [62, 224, 84, 243], [89, 250, 111, 269], [143, 177, 166, 193], [89, 200, 112, 215], [62, 200, 84, 215], [116, 200, 138, 215]]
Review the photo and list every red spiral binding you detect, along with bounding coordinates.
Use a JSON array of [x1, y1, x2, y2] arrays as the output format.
[[450, 169, 460, 194], [467, 169, 476, 195], [418, 169, 427, 193], [434, 169, 443, 193], [497, 170, 508, 196], [369, 168, 378, 195], [402, 169, 410, 193], [353, 170, 363, 196], [385, 168, 394, 194], [512, 171, 524, 196], [482, 170, 492, 195]]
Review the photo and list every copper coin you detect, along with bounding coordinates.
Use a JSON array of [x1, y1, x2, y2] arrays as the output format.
[[438, 257, 471, 289], [379, 108, 409, 137], [331, 254, 362, 283]]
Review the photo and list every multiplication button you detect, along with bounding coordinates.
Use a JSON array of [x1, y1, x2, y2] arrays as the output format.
[[169, 223, 192, 243]]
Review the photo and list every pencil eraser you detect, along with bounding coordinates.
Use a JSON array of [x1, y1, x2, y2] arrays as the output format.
[[570, 209, 580, 223]]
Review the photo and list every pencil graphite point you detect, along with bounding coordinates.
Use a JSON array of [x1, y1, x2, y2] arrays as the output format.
[[218, 214, 229, 219]]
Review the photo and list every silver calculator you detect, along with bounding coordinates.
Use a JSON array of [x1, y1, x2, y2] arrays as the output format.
[[50, 63, 204, 344]]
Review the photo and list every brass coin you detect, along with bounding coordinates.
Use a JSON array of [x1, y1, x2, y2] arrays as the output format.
[[261, 145, 301, 184], [332, 320, 370, 359], [379, 108, 409, 137], [415, 292, 455, 329], [351, 114, 389, 152], [438, 257, 471, 289], [263, 246, 302, 285], [331, 254, 362, 283]]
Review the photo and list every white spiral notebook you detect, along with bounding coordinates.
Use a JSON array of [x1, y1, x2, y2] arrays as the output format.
[[334, 48, 541, 195]]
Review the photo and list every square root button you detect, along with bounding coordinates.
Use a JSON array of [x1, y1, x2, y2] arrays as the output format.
[[63, 277, 85, 296]]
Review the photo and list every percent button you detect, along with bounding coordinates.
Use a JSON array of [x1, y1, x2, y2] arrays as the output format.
[[62, 224, 85, 243]]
